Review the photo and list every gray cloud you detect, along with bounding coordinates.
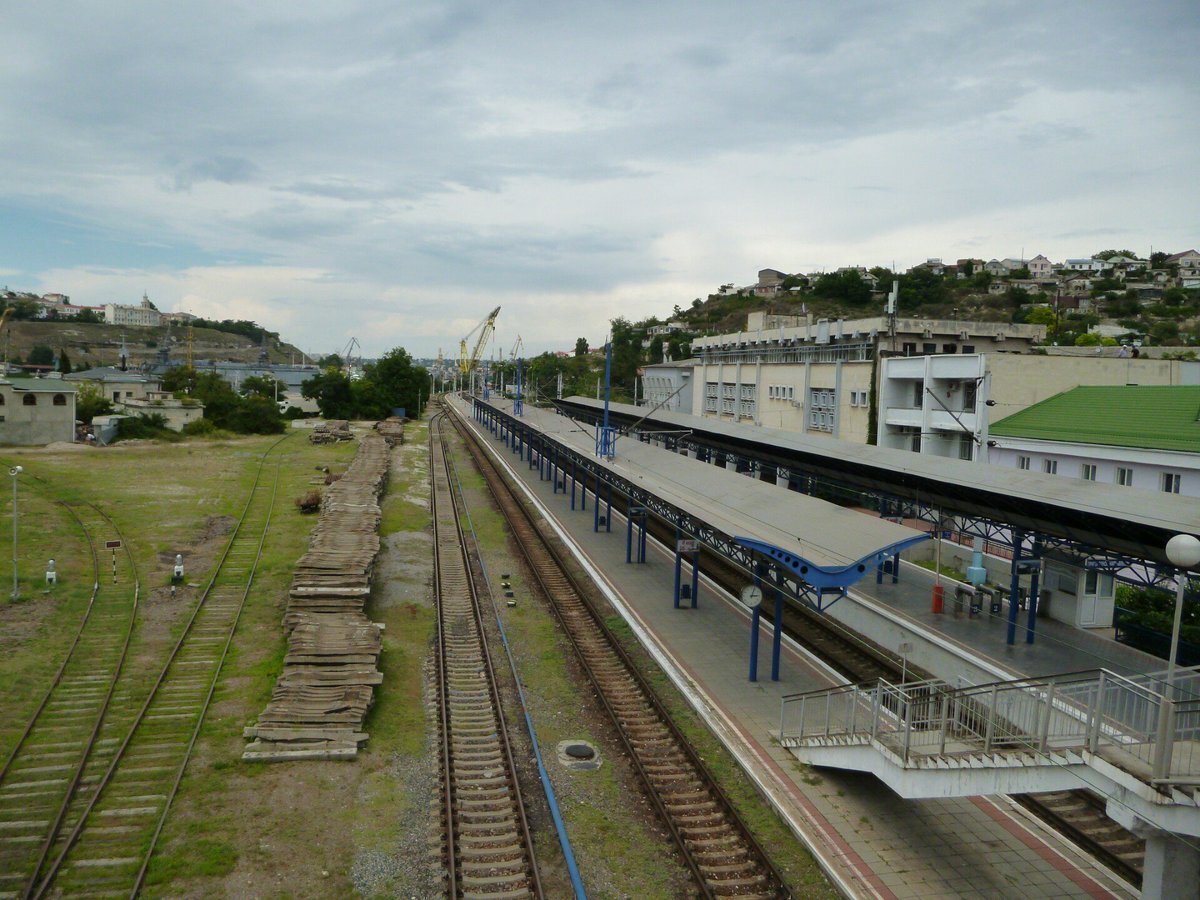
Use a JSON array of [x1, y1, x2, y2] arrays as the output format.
[[2, 0, 1197, 355]]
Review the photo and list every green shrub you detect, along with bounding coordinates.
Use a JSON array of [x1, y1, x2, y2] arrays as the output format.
[[1116, 583, 1200, 643]]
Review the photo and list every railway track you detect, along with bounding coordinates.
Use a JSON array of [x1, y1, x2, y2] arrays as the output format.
[[460, 400, 1146, 891], [431, 415, 542, 899], [662, 511, 1147, 888], [446, 406, 789, 898], [0, 502, 138, 900], [562, 446, 1148, 889], [2, 437, 289, 899]]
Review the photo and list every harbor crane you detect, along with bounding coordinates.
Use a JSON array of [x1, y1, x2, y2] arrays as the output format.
[[459, 306, 500, 377]]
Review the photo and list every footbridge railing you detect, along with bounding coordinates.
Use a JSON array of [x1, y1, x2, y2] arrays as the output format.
[[780, 667, 1200, 785]]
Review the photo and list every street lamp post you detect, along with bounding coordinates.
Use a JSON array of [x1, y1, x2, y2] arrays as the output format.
[[1165, 533, 1200, 698], [9, 465, 22, 601]]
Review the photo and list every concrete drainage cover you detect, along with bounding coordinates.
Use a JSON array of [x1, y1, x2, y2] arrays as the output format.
[[555, 740, 601, 771]]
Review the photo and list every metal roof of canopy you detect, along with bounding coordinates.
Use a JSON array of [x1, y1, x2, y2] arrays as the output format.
[[556, 396, 1200, 567], [474, 396, 928, 592]]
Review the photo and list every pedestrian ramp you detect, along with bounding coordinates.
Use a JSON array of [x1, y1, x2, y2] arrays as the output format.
[[777, 667, 1200, 838]]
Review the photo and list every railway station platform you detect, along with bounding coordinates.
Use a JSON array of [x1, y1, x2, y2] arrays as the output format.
[[448, 395, 1141, 900]]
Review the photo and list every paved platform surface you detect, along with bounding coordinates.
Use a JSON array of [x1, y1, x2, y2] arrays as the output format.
[[454, 397, 1139, 900]]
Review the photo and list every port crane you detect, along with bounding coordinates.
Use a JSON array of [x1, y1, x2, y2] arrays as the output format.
[[459, 306, 500, 377]]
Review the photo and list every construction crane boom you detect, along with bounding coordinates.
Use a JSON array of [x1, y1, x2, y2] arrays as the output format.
[[459, 306, 500, 376]]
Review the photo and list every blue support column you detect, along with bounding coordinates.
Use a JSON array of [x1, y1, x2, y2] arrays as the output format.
[[689, 549, 699, 608], [603, 482, 612, 533], [1006, 529, 1025, 645], [570, 460, 577, 510], [625, 507, 647, 564], [748, 605, 761, 682], [673, 541, 683, 609], [593, 480, 602, 532], [1026, 535, 1043, 645], [771, 589, 783, 681]]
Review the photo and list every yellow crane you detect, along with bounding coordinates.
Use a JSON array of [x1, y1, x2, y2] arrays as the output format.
[[459, 306, 500, 376]]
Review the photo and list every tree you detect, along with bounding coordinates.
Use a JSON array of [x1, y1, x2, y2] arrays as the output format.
[[58, 348, 72, 374], [365, 347, 426, 416], [317, 353, 343, 370], [29, 345, 54, 367], [74, 383, 114, 423], [240, 374, 287, 401], [1150, 251, 1170, 268], [302, 368, 356, 419], [574, 337, 589, 357], [1094, 249, 1139, 260], [813, 270, 871, 306]]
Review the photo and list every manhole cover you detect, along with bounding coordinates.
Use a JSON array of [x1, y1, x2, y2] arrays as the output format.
[[556, 740, 601, 771]]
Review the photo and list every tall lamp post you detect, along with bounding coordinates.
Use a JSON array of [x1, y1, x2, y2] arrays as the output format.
[[9, 465, 22, 601], [1165, 533, 1200, 698]]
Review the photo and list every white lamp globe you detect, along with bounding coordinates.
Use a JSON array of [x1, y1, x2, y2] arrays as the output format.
[[1166, 533, 1200, 570]]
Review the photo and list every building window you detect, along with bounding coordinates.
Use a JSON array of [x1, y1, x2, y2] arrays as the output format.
[[1018, 455, 1030, 470], [959, 435, 973, 461], [922, 342, 937, 355], [0, 395, 5, 405], [23, 394, 36, 406], [1116, 467, 1134, 487], [912, 381, 924, 407], [53, 394, 67, 406], [961, 345, 975, 354], [1081, 464, 1097, 481], [942, 343, 956, 354], [962, 381, 977, 410], [1162, 472, 1181, 494], [1043, 459, 1058, 475], [902, 342, 917, 356], [809, 387, 836, 432]]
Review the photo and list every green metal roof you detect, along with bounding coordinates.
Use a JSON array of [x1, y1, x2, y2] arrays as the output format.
[[990, 385, 1200, 452]]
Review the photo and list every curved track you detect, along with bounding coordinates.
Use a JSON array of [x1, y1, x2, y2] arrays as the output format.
[[6, 436, 290, 899], [431, 415, 542, 899], [447, 405, 788, 899], [0, 503, 138, 900]]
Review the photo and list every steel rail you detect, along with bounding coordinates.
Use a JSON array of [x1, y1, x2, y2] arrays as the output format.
[[30, 433, 292, 898], [0, 501, 140, 900], [447, 404, 788, 898], [430, 413, 542, 899]]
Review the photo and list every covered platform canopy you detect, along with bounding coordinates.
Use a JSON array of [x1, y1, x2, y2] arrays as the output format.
[[471, 396, 929, 601], [556, 396, 1200, 567]]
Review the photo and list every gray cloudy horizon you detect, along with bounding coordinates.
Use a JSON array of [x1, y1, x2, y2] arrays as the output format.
[[3, 1, 1197, 358]]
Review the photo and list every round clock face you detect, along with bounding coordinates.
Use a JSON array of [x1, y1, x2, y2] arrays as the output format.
[[740, 584, 763, 607]]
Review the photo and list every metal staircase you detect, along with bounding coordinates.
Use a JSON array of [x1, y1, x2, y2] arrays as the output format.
[[778, 667, 1200, 811]]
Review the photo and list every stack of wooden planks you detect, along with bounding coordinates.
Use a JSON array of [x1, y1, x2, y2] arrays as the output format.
[[244, 433, 391, 761], [310, 419, 354, 444], [373, 417, 406, 446]]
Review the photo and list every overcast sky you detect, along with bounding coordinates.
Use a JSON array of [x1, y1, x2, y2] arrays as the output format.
[[3, 1, 1197, 359]]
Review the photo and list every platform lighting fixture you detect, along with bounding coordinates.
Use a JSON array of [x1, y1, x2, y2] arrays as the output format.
[[9, 465, 22, 601], [1165, 533, 1200, 698]]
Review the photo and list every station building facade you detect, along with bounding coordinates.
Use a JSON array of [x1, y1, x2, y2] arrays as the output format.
[[0, 379, 77, 445]]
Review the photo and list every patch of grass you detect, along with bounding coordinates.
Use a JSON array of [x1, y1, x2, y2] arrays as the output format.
[[914, 559, 968, 583], [364, 602, 434, 755]]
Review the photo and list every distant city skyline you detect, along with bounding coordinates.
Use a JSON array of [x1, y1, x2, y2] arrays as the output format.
[[3, 1, 1197, 358]]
